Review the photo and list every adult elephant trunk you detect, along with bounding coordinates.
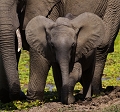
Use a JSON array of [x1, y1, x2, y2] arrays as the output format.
[[0, 1, 21, 100], [0, 23, 21, 100]]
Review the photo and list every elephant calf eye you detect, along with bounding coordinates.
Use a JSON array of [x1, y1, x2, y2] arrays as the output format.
[[72, 43, 75, 47], [50, 42, 54, 48]]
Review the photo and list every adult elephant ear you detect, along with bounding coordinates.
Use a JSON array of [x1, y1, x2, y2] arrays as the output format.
[[70, 12, 105, 60], [25, 15, 55, 55]]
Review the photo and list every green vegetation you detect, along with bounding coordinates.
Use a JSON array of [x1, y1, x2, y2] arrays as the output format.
[[103, 32, 120, 87], [0, 33, 120, 111]]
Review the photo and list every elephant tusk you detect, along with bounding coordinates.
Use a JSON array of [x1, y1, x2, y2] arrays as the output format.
[[16, 28, 22, 52]]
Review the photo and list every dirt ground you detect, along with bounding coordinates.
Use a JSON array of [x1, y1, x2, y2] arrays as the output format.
[[16, 86, 120, 112]]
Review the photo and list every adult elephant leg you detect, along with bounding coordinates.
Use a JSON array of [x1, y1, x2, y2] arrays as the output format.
[[27, 48, 50, 101], [92, 0, 120, 95], [92, 46, 108, 95]]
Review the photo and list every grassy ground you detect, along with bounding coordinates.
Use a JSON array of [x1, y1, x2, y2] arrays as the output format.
[[103, 32, 120, 87], [0, 32, 120, 111]]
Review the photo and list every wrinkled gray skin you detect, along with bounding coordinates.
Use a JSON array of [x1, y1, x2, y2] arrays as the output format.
[[25, 13, 105, 104], [62, 0, 120, 94], [0, 0, 26, 103]]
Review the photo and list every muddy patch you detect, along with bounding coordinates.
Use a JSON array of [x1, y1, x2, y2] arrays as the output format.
[[14, 86, 120, 112]]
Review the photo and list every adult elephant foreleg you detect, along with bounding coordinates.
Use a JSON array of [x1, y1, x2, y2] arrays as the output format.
[[27, 48, 50, 101], [92, 0, 120, 95], [92, 46, 108, 95]]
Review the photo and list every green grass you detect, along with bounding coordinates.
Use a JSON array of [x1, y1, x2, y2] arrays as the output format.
[[103, 32, 120, 87], [0, 32, 120, 111]]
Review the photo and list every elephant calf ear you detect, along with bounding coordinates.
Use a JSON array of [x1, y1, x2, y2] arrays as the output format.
[[25, 15, 54, 54], [71, 12, 105, 58]]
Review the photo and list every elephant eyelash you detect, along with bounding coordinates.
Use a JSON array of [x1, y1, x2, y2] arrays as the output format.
[[71, 43, 75, 47], [50, 42, 54, 48]]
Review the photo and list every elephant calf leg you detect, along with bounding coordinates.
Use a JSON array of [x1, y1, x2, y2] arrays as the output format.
[[52, 63, 62, 101], [92, 61, 106, 95], [82, 70, 93, 100], [27, 48, 50, 101], [68, 62, 82, 104]]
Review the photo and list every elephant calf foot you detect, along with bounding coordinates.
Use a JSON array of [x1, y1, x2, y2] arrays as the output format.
[[68, 94, 75, 104], [84, 97, 92, 101], [61, 94, 75, 104]]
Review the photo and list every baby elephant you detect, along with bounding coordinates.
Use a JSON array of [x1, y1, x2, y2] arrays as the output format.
[[25, 12, 105, 104]]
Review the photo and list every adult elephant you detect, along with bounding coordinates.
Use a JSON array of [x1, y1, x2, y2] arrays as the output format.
[[0, 0, 63, 103], [22, 0, 64, 101], [61, 0, 120, 94], [0, 0, 27, 103], [23, 0, 120, 101], [25, 12, 105, 104]]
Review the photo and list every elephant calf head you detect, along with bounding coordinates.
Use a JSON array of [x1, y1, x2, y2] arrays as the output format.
[[26, 12, 105, 60], [25, 12, 105, 104]]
